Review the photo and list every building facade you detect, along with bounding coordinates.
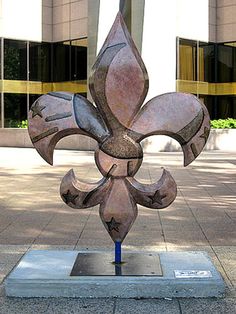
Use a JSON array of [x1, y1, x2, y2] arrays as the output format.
[[0, 0, 236, 131], [0, 0, 87, 128]]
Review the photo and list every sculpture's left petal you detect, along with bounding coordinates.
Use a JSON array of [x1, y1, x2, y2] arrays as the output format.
[[131, 93, 210, 166], [89, 12, 149, 129], [28, 92, 110, 165], [60, 169, 112, 209]]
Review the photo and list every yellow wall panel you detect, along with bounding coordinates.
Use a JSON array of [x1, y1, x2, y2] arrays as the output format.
[[0, 80, 87, 94], [177, 80, 236, 96]]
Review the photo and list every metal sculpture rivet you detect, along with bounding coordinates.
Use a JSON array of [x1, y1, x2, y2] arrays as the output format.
[[28, 13, 210, 263]]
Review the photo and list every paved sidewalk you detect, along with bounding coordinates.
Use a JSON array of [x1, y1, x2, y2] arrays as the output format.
[[0, 147, 235, 313]]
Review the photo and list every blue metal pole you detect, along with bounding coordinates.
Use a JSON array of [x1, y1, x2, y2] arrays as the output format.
[[115, 241, 121, 264]]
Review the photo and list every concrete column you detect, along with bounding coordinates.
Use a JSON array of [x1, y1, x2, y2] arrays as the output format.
[[87, 0, 100, 101], [216, 0, 236, 42], [142, 0, 177, 100]]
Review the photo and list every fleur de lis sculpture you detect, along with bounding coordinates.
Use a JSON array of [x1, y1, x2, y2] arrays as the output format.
[[28, 13, 210, 253]]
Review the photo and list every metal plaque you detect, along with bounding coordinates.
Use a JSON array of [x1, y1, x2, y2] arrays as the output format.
[[70, 252, 162, 276], [174, 270, 212, 278]]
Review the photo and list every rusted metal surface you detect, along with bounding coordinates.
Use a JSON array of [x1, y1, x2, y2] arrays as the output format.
[[28, 12, 210, 244]]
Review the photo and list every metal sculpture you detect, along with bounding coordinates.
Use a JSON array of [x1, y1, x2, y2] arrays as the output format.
[[28, 13, 210, 263]]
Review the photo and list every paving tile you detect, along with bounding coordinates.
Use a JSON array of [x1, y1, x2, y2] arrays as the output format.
[[115, 299, 180, 314], [179, 298, 236, 314], [0, 297, 115, 314], [47, 298, 115, 314], [0, 148, 236, 308], [213, 246, 236, 282], [0, 285, 5, 297]]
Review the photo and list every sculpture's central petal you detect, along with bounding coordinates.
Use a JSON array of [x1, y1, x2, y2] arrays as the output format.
[[89, 12, 149, 130]]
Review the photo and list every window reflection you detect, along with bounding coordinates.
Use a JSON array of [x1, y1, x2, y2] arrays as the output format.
[[217, 44, 233, 83], [53, 41, 70, 82], [4, 39, 27, 80], [199, 42, 215, 82], [178, 39, 236, 119], [71, 40, 87, 80], [0, 93, 2, 128], [178, 39, 197, 81], [29, 42, 51, 82], [0, 37, 88, 128], [29, 94, 42, 109], [199, 95, 236, 120], [52, 40, 87, 82], [0, 38, 2, 80], [4, 93, 27, 128], [217, 96, 236, 119]]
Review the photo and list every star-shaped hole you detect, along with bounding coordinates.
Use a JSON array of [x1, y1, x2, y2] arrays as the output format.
[[105, 217, 121, 232], [62, 190, 78, 205], [31, 101, 46, 118], [148, 190, 167, 206]]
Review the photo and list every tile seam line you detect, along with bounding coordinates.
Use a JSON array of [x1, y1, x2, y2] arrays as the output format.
[[53, 17, 87, 25], [180, 170, 233, 287], [72, 164, 98, 250], [187, 166, 236, 222], [217, 4, 236, 8], [73, 206, 93, 250], [30, 211, 59, 246], [179, 187, 233, 287], [147, 167, 167, 251], [177, 299, 183, 314], [112, 299, 117, 314]]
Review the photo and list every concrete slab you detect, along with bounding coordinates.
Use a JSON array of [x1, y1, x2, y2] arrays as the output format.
[[4, 250, 225, 298]]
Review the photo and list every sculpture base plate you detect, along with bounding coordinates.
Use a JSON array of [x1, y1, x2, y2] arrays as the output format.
[[4, 250, 225, 298], [70, 252, 162, 276]]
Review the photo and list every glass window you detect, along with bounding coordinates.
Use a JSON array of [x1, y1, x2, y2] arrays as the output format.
[[4, 93, 27, 127], [217, 96, 236, 119], [201, 95, 236, 119], [199, 42, 215, 82], [0, 38, 2, 80], [178, 39, 197, 81], [29, 94, 41, 109], [78, 92, 87, 98], [217, 44, 233, 83], [4, 39, 27, 80], [200, 95, 216, 119], [0, 93, 2, 128], [232, 97, 236, 118], [29, 42, 51, 82], [71, 40, 87, 80], [52, 41, 70, 82]]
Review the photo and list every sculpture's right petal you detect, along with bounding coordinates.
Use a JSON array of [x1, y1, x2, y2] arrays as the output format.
[[125, 169, 177, 209], [130, 93, 210, 166]]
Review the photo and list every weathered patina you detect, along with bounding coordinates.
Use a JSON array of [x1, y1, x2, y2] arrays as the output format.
[[28, 13, 210, 245]]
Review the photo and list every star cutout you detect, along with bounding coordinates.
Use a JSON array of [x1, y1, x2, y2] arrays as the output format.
[[105, 217, 121, 232], [31, 101, 46, 118], [200, 127, 210, 143], [148, 190, 166, 206], [62, 190, 78, 205]]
